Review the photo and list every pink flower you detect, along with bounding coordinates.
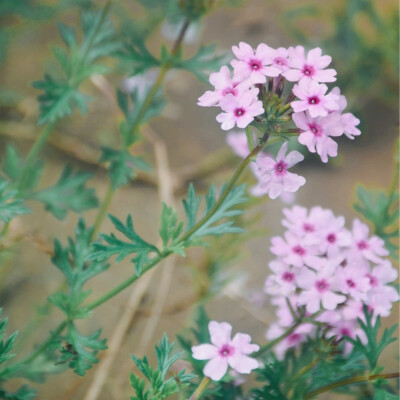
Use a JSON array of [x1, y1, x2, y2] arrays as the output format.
[[282, 206, 332, 238], [216, 91, 264, 130], [292, 111, 344, 162], [347, 219, 389, 263], [268, 47, 290, 73], [266, 323, 315, 360], [191, 321, 259, 381], [231, 42, 280, 84], [198, 66, 242, 107], [270, 231, 322, 269], [297, 261, 346, 313], [226, 131, 252, 158], [334, 264, 370, 301], [330, 87, 361, 140], [265, 260, 298, 296], [291, 79, 339, 118], [283, 46, 337, 83], [250, 142, 306, 199]]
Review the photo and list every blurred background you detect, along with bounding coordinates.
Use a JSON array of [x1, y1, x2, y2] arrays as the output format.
[[0, 0, 398, 398]]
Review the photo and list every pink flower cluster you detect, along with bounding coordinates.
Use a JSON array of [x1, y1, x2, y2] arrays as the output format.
[[192, 321, 259, 381], [264, 206, 399, 359], [227, 131, 304, 200], [199, 43, 361, 198]]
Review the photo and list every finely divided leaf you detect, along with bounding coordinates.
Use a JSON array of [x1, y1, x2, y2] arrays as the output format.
[[31, 166, 98, 220], [92, 214, 159, 276], [0, 180, 30, 222], [182, 183, 247, 242], [100, 147, 150, 190], [58, 323, 107, 377], [34, 6, 119, 124], [130, 334, 195, 400]]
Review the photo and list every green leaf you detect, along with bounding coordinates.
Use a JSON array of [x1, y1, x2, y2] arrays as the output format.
[[182, 183, 247, 242], [0, 180, 30, 222], [172, 44, 226, 82], [91, 214, 159, 276], [130, 334, 196, 400], [118, 39, 160, 76], [117, 88, 166, 147], [49, 218, 109, 318], [34, 6, 119, 124], [353, 185, 398, 258], [100, 147, 151, 190], [0, 386, 37, 400], [31, 166, 98, 220], [2, 145, 43, 192], [159, 203, 184, 254], [345, 307, 398, 370], [0, 309, 18, 366], [57, 322, 107, 377], [374, 387, 399, 400]]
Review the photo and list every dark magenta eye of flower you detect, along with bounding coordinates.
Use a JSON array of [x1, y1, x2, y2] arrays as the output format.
[[366, 274, 378, 287], [303, 223, 315, 232], [357, 240, 368, 250], [282, 272, 294, 282], [309, 96, 320, 105], [327, 233, 336, 243], [315, 279, 329, 292], [303, 65, 315, 76], [292, 245, 305, 256], [219, 344, 234, 357], [249, 59, 261, 70], [234, 107, 245, 117], [341, 328, 351, 337], [346, 279, 355, 288], [288, 333, 301, 344], [309, 123, 321, 136], [222, 87, 237, 96], [274, 57, 286, 66], [274, 161, 288, 175]]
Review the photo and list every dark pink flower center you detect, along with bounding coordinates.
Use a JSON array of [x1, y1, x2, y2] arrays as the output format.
[[292, 245, 305, 256], [303, 223, 315, 233], [327, 233, 336, 243], [282, 272, 294, 282], [315, 279, 329, 292], [249, 59, 262, 70], [219, 344, 235, 357], [274, 160, 288, 176], [274, 57, 287, 66], [340, 328, 351, 337], [222, 86, 237, 96], [308, 96, 320, 105], [340, 259, 347, 267], [357, 240, 368, 250], [308, 123, 321, 137], [346, 279, 355, 288], [287, 333, 301, 344], [302, 65, 315, 76], [234, 107, 245, 117], [366, 274, 378, 287]]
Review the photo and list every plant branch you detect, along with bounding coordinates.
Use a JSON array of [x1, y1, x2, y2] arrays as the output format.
[[304, 372, 400, 399], [189, 377, 210, 400]]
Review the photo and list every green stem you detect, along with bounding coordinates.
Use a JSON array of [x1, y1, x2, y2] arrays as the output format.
[[0, 321, 67, 380], [304, 372, 400, 399], [82, 134, 270, 312], [245, 126, 254, 153], [128, 19, 190, 143], [181, 137, 268, 243], [17, 122, 56, 190], [91, 183, 114, 240], [189, 377, 210, 400]]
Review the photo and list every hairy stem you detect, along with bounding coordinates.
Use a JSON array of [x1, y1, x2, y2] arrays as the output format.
[[91, 183, 114, 240], [17, 121, 56, 190], [0, 321, 67, 379], [304, 372, 400, 399]]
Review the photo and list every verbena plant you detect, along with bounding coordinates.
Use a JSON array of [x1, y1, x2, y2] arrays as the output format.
[[0, 1, 398, 399]]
